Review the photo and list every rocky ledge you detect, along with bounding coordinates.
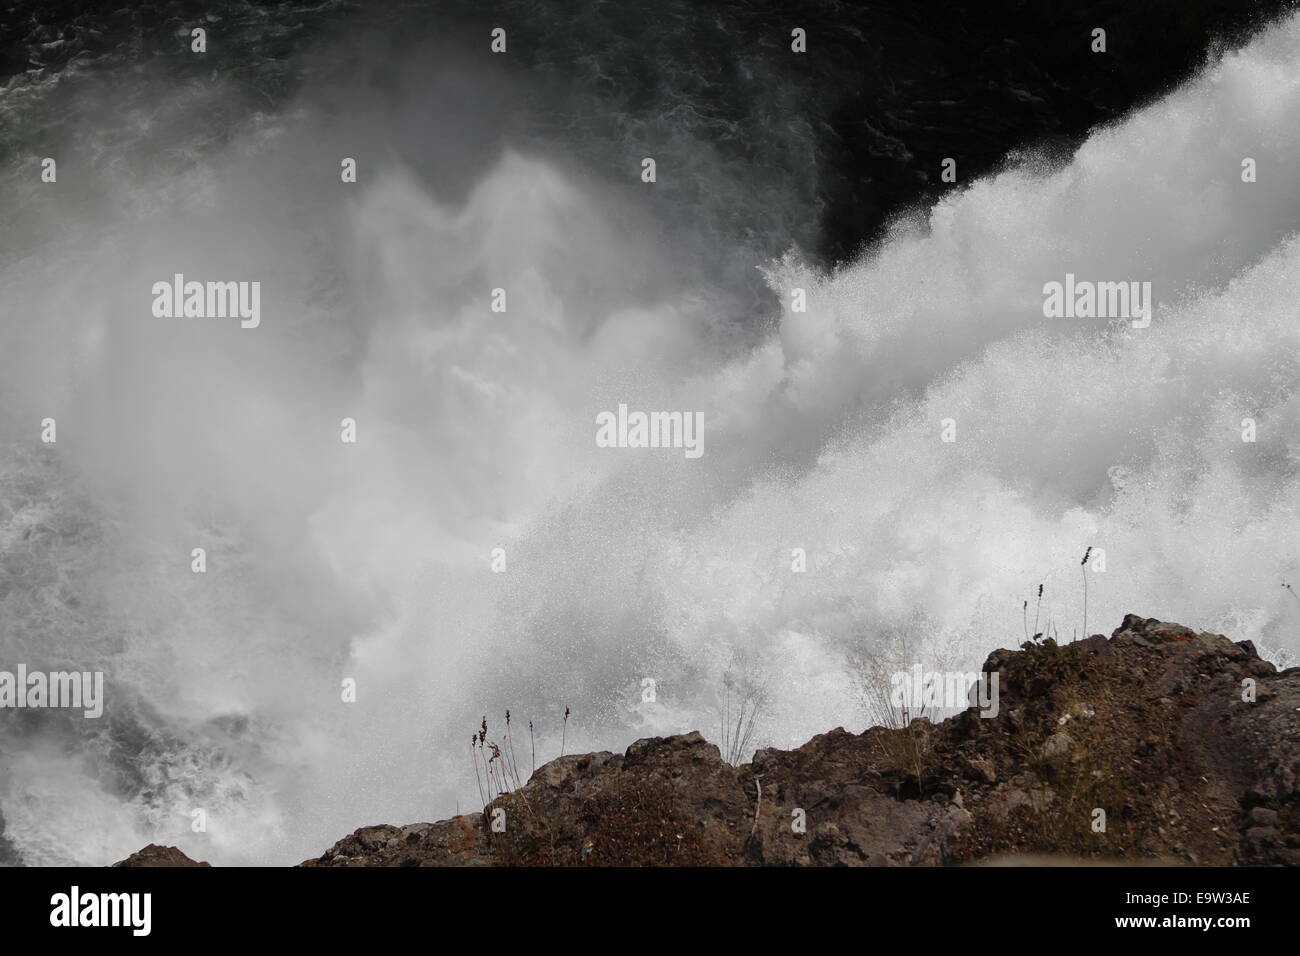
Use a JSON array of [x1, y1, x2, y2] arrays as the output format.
[[112, 844, 210, 867], [116, 615, 1300, 867]]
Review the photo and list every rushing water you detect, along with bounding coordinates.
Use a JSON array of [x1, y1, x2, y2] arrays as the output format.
[[2, 1, 1299, 865]]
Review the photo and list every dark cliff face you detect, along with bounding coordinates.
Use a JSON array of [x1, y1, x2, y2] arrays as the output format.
[[240, 615, 1298, 868]]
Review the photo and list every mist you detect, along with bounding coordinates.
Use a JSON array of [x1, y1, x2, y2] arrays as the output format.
[[2, 7, 1299, 865]]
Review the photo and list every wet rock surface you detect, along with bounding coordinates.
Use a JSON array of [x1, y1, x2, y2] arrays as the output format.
[[114, 615, 1298, 867], [292, 615, 1299, 866], [112, 844, 210, 867]]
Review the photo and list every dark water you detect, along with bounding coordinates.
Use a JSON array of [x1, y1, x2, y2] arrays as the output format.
[[4, 0, 1291, 266], [2, 0, 1299, 866]]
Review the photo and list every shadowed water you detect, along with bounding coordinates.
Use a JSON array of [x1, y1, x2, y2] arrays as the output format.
[[1, 1, 1299, 865]]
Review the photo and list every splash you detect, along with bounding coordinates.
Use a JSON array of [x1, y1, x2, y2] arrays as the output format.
[[2, 11, 1299, 866]]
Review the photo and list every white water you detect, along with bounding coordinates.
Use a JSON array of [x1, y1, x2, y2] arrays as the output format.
[[2, 14, 1300, 866]]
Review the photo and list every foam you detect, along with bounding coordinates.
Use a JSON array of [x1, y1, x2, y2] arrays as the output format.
[[2, 13, 1299, 865]]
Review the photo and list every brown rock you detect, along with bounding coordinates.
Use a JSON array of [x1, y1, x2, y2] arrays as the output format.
[[112, 844, 210, 867], [295, 614, 1300, 868]]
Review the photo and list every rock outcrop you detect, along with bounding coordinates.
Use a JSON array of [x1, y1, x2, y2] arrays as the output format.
[[112, 844, 210, 867], [121, 615, 1300, 866]]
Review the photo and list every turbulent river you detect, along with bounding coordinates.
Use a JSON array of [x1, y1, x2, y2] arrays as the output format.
[[2, 0, 1299, 864]]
